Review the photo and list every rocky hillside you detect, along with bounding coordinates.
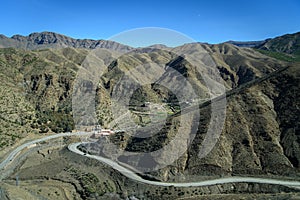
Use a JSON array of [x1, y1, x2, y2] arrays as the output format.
[[0, 47, 89, 150], [257, 32, 300, 55], [183, 63, 300, 180], [0, 41, 284, 151], [85, 62, 300, 182], [256, 32, 300, 62], [0, 32, 299, 182], [0, 48, 36, 148], [87, 42, 284, 129], [78, 43, 299, 181]]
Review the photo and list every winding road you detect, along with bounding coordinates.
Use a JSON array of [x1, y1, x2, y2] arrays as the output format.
[[1, 132, 300, 189], [0, 132, 91, 171], [68, 142, 300, 188]]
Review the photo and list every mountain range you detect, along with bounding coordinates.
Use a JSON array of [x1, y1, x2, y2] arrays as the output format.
[[0, 32, 133, 52], [0, 31, 299, 199]]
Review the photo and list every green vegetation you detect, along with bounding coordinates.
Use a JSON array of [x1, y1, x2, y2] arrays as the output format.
[[36, 110, 74, 133], [255, 49, 300, 62]]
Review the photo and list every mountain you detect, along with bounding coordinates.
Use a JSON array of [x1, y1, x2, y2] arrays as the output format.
[[83, 62, 299, 183], [0, 31, 299, 199], [255, 32, 300, 62], [0, 47, 88, 148], [185, 63, 300, 179], [257, 32, 300, 55], [228, 32, 300, 62], [226, 40, 266, 48], [79, 43, 299, 181], [0, 32, 133, 52], [0, 39, 286, 151]]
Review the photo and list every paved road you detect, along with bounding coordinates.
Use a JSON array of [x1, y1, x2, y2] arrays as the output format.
[[69, 142, 300, 188], [1, 132, 300, 189], [0, 132, 92, 171]]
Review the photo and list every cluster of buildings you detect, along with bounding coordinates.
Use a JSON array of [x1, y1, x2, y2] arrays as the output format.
[[91, 125, 115, 139]]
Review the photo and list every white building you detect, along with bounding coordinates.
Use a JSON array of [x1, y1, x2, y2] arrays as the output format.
[[92, 129, 115, 138]]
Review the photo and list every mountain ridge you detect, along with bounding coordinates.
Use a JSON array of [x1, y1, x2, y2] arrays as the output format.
[[0, 31, 133, 52], [257, 31, 300, 55], [1, 31, 300, 52], [226, 40, 266, 48]]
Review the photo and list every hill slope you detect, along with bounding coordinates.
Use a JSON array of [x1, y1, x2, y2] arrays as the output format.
[[257, 32, 300, 55], [73, 42, 300, 181], [256, 32, 300, 62], [0, 41, 286, 151], [0, 31, 299, 183]]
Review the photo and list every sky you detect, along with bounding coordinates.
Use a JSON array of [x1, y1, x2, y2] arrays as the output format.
[[0, 0, 299, 46]]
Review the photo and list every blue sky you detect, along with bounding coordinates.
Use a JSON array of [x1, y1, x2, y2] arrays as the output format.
[[0, 0, 299, 46]]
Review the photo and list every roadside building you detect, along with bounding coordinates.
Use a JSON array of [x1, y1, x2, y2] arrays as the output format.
[[91, 128, 115, 138]]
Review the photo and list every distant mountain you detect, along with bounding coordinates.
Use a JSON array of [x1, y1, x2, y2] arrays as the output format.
[[252, 32, 300, 62], [0, 32, 133, 52], [257, 32, 300, 55], [226, 40, 266, 48], [2, 31, 300, 54]]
